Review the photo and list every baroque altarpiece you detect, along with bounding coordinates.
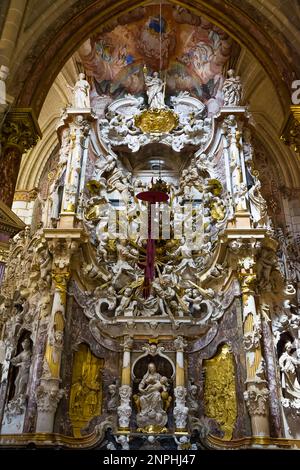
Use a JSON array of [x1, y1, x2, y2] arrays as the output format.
[[0, 6, 300, 450]]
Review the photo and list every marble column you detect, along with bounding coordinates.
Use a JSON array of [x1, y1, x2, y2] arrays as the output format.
[[174, 336, 188, 431], [238, 257, 270, 437], [118, 336, 133, 430], [35, 271, 69, 433]]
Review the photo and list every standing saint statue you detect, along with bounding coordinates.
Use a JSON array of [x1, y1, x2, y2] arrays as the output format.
[[67, 73, 90, 108], [143, 67, 165, 110], [222, 69, 242, 106], [279, 341, 300, 400], [10, 338, 32, 399]]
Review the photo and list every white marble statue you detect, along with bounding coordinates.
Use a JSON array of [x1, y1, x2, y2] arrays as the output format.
[[248, 179, 268, 227], [117, 384, 132, 428], [143, 68, 165, 110], [10, 338, 32, 399], [68, 73, 90, 108], [173, 385, 189, 429], [136, 362, 169, 429], [279, 342, 300, 400], [222, 69, 242, 106]]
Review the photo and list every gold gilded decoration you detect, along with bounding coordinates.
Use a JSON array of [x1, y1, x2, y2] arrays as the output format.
[[0, 108, 41, 153], [207, 179, 223, 196], [203, 344, 237, 441], [66, 202, 75, 212], [86, 180, 102, 194], [52, 272, 70, 304], [135, 108, 179, 134], [69, 344, 104, 437], [44, 311, 64, 378], [85, 203, 107, 221], [137, 425, 167, 434], [13, 188, 38, 202], [281, 105, 300, 154], [0, 247, 9, 263]]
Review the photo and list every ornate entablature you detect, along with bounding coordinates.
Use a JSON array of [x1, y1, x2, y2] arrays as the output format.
[[99, 91, 211, 153]]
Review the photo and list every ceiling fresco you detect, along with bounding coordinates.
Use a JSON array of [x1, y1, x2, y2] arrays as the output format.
[[79, 5, 233, 111]]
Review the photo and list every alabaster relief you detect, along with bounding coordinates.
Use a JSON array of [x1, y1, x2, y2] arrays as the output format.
[[1, 4, 299, 449]]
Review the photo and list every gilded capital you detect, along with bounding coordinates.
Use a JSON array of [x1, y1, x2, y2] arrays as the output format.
[[0, 108, 41, 154], [281, 105, 300, 154]]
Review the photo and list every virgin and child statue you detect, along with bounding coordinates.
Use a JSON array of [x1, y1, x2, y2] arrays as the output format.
[[134, 362, 172, 431]]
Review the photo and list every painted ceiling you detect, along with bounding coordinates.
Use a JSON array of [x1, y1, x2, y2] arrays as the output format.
[[79, 4, 233, 109]]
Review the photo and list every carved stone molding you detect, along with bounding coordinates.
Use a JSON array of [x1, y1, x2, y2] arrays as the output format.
[[244, 384, 269, 417], [36, 381, 64, 413]]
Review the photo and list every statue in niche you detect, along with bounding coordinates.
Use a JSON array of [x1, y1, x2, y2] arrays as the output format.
[[10, 338, 32, 400], [134, 362, 171, 431], [279, 341, 300, 400], [222, 69, 242, 106], [67, 73, 90, 108], [143, 67, 165, 110], [248, 178, 268, 227]]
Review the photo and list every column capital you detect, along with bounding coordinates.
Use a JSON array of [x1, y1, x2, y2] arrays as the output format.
[[281, 105, 300, 154], [0, 107, 42, 153]]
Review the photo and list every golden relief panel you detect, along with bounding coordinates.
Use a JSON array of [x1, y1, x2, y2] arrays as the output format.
[[135, 109, 179, 134], [203, 344, 237, 440], [69, 343, 104, 437]]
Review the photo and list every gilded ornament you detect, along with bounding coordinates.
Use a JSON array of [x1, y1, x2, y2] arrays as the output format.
[[66, 202, 75, 212], [135, 109, 179, 134], [86, 179, 102, 194], [0, 108, 41, 153], [52, 272, 70, 304], [137, 425, 167, 434], [203, 344, 237, 440], [69, 344, 104, 437]]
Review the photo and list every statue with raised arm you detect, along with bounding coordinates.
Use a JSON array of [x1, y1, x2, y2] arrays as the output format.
[[67, 73, 90, 108], [143, 67, 165, 110], [10, 338, 32, 399]]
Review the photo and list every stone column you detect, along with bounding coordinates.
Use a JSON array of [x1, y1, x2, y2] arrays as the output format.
[[35, 236, 80, 433], [0, 109, 41, 207], [238, 256, 270, 436], [117, 336, 133, 431], [174, 336, 188, 431], [35, 271, 69, 433]]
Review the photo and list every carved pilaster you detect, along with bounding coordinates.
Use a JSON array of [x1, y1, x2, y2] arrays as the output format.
[[0, 108, 41, 206]]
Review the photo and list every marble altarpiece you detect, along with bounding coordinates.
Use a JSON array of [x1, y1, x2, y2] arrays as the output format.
[[0, 7, 300, 451]]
